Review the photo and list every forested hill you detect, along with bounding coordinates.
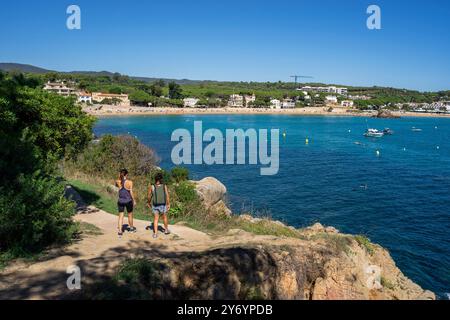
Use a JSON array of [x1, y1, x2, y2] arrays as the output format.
[[0, 63, 202, 85]]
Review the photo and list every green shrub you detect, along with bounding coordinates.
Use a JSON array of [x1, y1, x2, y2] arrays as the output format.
[[0, 174, 76, 254], [355, 235, 375, 255], [67, 134, 159, 180], [171, 167, 189, 182], [0, 73, 94, 258]]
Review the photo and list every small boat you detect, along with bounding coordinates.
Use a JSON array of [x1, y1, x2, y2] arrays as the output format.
[[364, 129, 384, 137], [411, 127, 422, 132], [383, 128, 394, 135]]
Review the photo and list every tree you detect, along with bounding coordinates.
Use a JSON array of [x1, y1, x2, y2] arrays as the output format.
[[0, 72, 95, 254], [150, 83, 163, 97], [109, 85, 125, 94], [130, 90, 152, 106], [168, 81, 183, 99]]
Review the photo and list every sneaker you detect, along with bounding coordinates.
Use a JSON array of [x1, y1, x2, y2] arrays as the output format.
[[128, 226, 137, 233], [152, 233, 158, 239], [118, 231, 123, 237], [164, 229, 171, 235]]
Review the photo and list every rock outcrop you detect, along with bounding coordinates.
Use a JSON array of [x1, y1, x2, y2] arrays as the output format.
[[193, 177, 231, 216], [79, 221, 434, 300], [374, 109, 400, 118]]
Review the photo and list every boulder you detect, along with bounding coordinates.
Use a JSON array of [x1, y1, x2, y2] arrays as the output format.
[[193, 177, 227, 208], [209, 200, 232, 217]]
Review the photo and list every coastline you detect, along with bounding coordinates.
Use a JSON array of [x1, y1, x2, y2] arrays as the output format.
[[84, 105, 450, 118]]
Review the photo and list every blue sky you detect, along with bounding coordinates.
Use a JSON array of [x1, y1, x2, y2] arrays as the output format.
[[0, 0, 449, 91]]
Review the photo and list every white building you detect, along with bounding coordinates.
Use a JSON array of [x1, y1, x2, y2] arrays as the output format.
[[91, 92, 130, 106], [244, 94, 256, 107], [300, 86, 348, 95], [43, 81, 77, 97], [340, 100, 354, 107], [282, 99, 296, 109], [270, 99, 281, 109], [183, 98, 199, 108], [77, 92, 92, 104], [325, 96, 338, 104], [228, 94, 244, 107]]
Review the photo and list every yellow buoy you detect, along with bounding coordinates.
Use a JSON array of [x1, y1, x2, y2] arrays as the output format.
[[376, 150, 380, 157], [305, 137, 309, 145]]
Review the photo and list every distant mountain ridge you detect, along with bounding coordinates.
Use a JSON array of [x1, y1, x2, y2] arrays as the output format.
[[0, 63, 203, 85]]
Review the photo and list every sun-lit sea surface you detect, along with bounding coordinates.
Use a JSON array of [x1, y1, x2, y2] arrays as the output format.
[[94, 114, 450, 298]]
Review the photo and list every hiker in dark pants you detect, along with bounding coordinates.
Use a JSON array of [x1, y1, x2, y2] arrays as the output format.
[[147, 172, 170, 239], [116, 168, 136, 236]]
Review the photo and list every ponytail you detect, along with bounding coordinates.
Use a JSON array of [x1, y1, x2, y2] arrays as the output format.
[[119, 168, 128, 187]]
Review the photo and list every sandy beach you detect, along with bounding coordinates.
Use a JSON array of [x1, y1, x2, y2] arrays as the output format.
[[83, 105, 450, 118]]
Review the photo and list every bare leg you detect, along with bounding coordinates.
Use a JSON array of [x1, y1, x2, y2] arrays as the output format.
[[128, 212, 134, 228], [118, 212, 124, 233], [163, 214, 169, 231], [153, 213, 159, 234]]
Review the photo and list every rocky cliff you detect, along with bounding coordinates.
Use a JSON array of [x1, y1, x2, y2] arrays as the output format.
[[152, 177, 434, 300]]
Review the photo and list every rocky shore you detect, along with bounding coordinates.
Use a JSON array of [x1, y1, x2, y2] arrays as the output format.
[[184, 177, 435, 300]]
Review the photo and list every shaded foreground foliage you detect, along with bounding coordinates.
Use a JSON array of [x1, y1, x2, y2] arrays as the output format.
[[0, 71, 95, 257]]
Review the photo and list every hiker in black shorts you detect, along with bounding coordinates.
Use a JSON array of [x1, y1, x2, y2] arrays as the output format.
[[116, 168, 136, 236]]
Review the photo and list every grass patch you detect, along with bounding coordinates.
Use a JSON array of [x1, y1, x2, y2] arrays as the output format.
[[381, 276, 395, 290], [77, 222, 103, 236], [312, 233, 353, 255], [234, 219, 304, 238], [0, 249, 44, 271], [80, 258, 164, 300], [354, 235, 375, 255], [68, 178, 149, 221]]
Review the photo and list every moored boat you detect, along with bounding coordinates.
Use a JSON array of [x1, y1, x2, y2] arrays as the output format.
[[364, 128, 384, 137]]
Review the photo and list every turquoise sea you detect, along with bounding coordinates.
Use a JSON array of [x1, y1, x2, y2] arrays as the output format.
[[94, 115, 450, 299]]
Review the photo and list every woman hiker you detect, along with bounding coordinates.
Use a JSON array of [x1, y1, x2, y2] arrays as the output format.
[[147, 172, 171, 238], [116, 168, 137, 236]]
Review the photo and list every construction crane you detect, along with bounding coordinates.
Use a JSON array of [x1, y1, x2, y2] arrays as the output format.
[[290, 75, 314, 85]]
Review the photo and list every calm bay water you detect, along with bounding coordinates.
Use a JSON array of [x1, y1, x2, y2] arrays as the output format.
[[94, 115, 450, 298]]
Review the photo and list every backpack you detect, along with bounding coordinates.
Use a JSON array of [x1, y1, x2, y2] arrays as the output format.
[[152, 184, 166, 206]]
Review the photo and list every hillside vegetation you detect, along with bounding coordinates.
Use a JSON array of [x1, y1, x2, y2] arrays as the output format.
[[0, 71, 95, 264]]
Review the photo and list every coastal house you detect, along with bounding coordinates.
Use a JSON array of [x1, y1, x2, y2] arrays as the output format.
[[325, 96, 338, 104], [270, 99, 281, 109], [244, 94, 256, 107], [77, 91, 92, 104], [91, 92, 130, 106], [340, 100, 354, 107], [43, 81, 77, 97], [228, 94, 244, 108], [300, 86, 348, 95], [183, 98, 199, 108], [282, 99, 295, 109]]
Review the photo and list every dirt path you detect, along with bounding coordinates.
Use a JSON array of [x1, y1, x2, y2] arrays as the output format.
[[0, 203, 301, 300]]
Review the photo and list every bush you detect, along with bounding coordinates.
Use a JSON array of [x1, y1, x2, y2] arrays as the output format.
[[0, 175, 76, 253], [171, 167, 189, 183], [68, 134, 159, 179], [0, 72, 94, 258]]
